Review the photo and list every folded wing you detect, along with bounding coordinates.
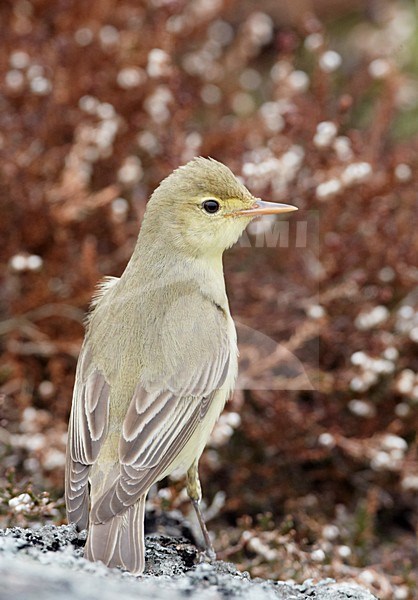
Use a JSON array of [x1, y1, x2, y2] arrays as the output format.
[[65, 347, 110, 529], [92, 300, 232, 524]]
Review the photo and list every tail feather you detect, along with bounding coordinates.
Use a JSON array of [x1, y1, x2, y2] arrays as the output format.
[[85, 496, 146, 575]]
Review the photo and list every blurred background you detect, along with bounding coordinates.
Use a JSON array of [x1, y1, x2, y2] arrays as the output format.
[[0, 0, 417, 597]]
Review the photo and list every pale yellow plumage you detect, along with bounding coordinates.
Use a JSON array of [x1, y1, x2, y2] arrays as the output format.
[[65, 157, 297, 574]]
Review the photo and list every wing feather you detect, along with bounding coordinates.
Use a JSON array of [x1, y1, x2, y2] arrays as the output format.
[[65, 346, 110, 528], [93, 394, 208, 522], [92, 304, 233, 525]]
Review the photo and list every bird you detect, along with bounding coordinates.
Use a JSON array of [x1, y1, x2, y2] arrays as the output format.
[[65, 156, 297, 575]]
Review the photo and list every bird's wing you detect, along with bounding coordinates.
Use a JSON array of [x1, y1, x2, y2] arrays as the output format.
[[92, 299, 233, 524], [65, 345, 110, 529], [65, 276, 119, 528]]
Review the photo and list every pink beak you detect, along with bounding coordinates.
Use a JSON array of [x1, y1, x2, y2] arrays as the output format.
[[233, 199, 298, 216]]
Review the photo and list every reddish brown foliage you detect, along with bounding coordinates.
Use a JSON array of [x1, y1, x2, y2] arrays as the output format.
[[0, 1, 417, 597]]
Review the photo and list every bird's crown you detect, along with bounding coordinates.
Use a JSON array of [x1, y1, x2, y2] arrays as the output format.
[[152, 156, 253, 204]]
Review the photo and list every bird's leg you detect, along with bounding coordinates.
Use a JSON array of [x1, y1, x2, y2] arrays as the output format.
[[187, 460, 216, 560]]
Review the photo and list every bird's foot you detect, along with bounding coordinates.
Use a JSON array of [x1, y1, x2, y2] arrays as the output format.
[[197, 547, 216, 564]]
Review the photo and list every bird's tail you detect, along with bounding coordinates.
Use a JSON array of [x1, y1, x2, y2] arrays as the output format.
[[85, 496, 146, 575]]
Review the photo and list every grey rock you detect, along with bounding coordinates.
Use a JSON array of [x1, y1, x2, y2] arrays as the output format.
[[0, 524, 378, 600]]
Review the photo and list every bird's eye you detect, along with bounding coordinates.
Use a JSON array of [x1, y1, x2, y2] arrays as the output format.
[[202, 199, 220, 214]]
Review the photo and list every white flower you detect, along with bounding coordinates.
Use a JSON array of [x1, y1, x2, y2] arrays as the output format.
[[259, 102, 285, 133], [96, 102, 115, 120], [112, 198, 129, 219], [144, 85, 173, 123], [26, 255, 43, 271], [350, 351, 367, 366], [306, 305, 325, 319], [44, 449, 66, 470], [313, 121, 338, 148], [147, 48, 171, 78], [337, 545, 352, 558], [239, 69, 262, 91], [9, 51, 30, 69], [410, 327, 418, 343], [117, 67, 146, 89], [78, 95, 99, 114], [394, 163, 412, 182], [74, 28, 93, 46], [9, 493, 34, 513], [137, 131, 160, 155], [27, 65, 44, 79], [316, 179, 341, 200], [311, 549, 326, 562], [99, 25, 120, 46], [341, 162, 372, 186], [6, 70, 25, 91], [396, 369, 416, 395], [201, 84, 222, 105], [318, 432, 335, 447], [319, 50, 342, 72], [304, 33, 323, 51], [117, 156, 143, 185], [348, 399, 376, 418], [322, 524, 339, 540], [378, 267, 395, 283], [246, 12, 273, 46], [395, 402, 410, 417], [208, 20, 234, 45], [30, 76, 52, 95], [401, 475, 418, 491], [368, 58, 391, 79], [333, 136, 353, 161], [355, 305, 389, 330], [381, 433, 407, 452], [370, 451, 392, 471], [399, 305, 414, 319], [232, 92, 255, 116], [287, 70, 309, 92]]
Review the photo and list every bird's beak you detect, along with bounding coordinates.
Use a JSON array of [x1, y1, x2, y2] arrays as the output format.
[[232, 199, 298, 217]]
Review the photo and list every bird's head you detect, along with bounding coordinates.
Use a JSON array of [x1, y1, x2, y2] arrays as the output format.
[[142, 157, 297, 256]]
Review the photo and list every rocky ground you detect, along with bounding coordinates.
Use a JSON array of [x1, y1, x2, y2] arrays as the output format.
[[0, 524, 378, 600]]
